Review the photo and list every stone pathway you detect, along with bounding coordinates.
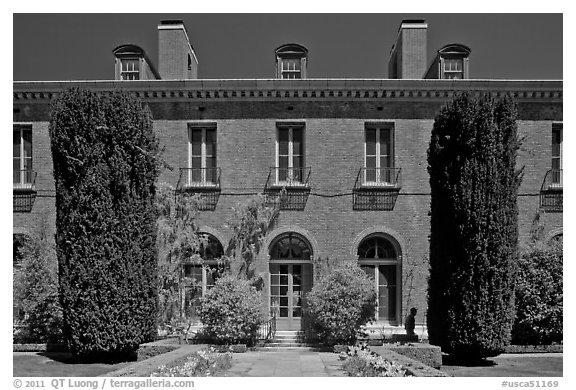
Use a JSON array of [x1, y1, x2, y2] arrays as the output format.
[[226, 350, 346, 377]]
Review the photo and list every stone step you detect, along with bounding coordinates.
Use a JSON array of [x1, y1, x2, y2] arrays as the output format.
[[273, 335, 304, 340], [270, 339, 303, 344], [260, 346, 318, 352], [264, 342, 311, 348]]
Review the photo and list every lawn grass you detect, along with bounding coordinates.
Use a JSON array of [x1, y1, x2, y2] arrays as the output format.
[[13, 352, 133, 377]]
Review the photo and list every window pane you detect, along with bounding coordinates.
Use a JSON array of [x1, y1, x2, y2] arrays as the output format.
[[206, 137, 216, 158], [366, 129, 376, 155], [191, 156, 202, 170], [25, 158, 33, 173], [292, 128, 303, 155], [279, 128, 289, 155], [13, 132, 21, 158], [366, 156, 376, 169], [191, 129, 202, 156], [379, 265, 396, 285], [13, 159, 20, 183], [279, 156, 289, 170], [23, 131, 32, 159]]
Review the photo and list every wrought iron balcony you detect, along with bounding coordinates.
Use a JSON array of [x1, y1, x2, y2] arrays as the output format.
[[265, 167, 311, 189], [541, 169, 563, 191], [13, 169, 37, 191], [355, 167, 402, 189], [177, 167, 221, 190], [353, 167, 401, 211], [540, 169, 562, 212]]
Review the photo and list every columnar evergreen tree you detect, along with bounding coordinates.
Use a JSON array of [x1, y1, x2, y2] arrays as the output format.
[[427, 93, 521, 360], [50, 88, 160, 359]]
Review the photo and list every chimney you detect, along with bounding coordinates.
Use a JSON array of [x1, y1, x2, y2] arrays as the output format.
[[388, 19, 427, 79], [158, 19, 198, 79]]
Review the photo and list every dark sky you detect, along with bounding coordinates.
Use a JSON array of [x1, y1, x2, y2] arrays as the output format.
[[13, 13, 562, 81]]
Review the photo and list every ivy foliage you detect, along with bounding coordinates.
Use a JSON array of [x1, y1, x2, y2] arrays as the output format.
[[198, 275, 265, 345], [155, 183, 206, 324], [427, 93, 522, 360], [50, 88, 160, 359], [226, 194, 280, 282], [305, 263, 377, 346], [513, 242, 562, 345]]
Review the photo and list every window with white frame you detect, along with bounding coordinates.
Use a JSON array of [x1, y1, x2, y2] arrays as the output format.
[[188, 125, 217, 185], [551, 123, 563, 187], [281, 58, 302, 79], [120, 59, 140, 80], [357, 234, 400, 324], [277, 124, 304, 184], [13, 124, 33, 189], [442, 58, 464, 79], [365, 125, 394, 185]]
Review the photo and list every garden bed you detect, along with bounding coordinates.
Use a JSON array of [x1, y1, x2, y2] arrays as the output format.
[[370, 346, 448, 377]]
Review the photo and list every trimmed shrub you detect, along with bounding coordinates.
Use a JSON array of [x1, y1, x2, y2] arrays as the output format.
[[50, 88, 160, 359], [198, 275, 265, 345], [427, 93, 521, 360], [13, 233, 63, 343], [512, 243, 562, 345], [305, 263, 377, 346]]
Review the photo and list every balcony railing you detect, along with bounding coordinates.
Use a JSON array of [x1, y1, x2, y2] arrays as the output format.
[[177, 167, 221, 190], [266, 167, 311, 188], [540, 169, 563, 212], [13, 169, 37, 191], [541, 169, 563, 191], [355, 167, 402, 189]]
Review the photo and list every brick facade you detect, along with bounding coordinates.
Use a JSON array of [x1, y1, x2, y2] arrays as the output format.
[[13, 79, 563, 329]]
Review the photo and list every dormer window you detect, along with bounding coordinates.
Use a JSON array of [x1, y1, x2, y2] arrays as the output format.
[[281, 58, 302, 79], [121, 59, 140, 80], [425, 43, 471, 80], [112, 44, 160, 81], [275, 43, 308, 79], [442, 58, 464, 79]]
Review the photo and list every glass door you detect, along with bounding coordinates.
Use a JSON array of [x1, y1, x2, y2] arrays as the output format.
[[270, 264, 304, 330]]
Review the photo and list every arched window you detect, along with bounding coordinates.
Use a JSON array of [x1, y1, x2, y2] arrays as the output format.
[[358, 234, 400, 324], [269, 233, 312, 260]]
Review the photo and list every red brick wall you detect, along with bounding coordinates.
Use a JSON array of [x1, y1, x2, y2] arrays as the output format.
[[13, 83, 562, 325]]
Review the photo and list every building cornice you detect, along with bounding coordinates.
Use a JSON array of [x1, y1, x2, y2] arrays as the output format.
[[13, 79, 563, 102]]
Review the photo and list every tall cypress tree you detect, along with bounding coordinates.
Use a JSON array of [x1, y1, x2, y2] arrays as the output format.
[[50, 88, 160, 360], [427, 93, 521, 360]]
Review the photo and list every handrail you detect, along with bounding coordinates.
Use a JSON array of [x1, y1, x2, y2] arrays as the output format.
[[256, 314, 277, 343]]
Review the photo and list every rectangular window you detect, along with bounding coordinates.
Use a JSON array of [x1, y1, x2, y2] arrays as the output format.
[[443, 58, 463, 79], [281, 58, 302, 79], [188, 125, 217, 186], [13, 124, 33, 189], [551, 123, 563, 187], [365, 125, 394, 185], [120, 59, 140, 80], [276, 125, 305, 184]]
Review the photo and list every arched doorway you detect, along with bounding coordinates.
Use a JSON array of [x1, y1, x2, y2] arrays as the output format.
[[357, 234, 401, 325], [269, 232, 313, 330]]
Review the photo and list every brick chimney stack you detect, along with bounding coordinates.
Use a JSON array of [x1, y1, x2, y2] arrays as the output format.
[[158, 19, 198, 79], [388, 19, 428, 79]]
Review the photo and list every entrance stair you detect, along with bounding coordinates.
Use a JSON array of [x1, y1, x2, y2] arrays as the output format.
[[260, 330, 318, 351]]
